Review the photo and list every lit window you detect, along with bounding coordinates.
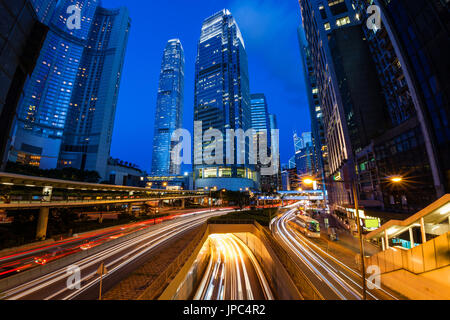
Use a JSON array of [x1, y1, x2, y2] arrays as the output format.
[[336, 16, 350, 27]]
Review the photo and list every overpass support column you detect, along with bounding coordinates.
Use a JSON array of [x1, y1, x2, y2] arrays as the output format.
[[36, 207, 50, 240], [420, 217, 427, 243], [409, 227, 415, 248], [181, 198, 185, 209], [127, 203, 133, 215]]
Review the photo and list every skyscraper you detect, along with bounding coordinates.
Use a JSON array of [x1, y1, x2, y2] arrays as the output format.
[[193, 9, 258, 191], [151, 39, 185, 176], [299, 0, 389, 207], [269, 113, 282, 191], [298, 26, 329, 184], [59, 6, 131, 178], [10, 0, 100, 169], [250, 94, 270, 136], [350, 0, 448, 212], [250, 93, 272, 192], [299, 0, 447, 214], [0, 0, 50, 170], [9, 1, 131, 179], [30, 0, 58, 24]]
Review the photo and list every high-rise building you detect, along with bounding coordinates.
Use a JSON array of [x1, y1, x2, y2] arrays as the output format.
[[193, 9, 258, 191], [299, 0, 448, 215], [250, 94, 270, 134], [297, 26, 329, 185], [0, 0, 49, 170], [30, 0, 58, 24], [10, 0, 100, 169], [59, 6, 131, 179], [9, 1, 130, 180], [299, 0, 390, 207], [151, 39, 185, 176], [269, 113, 282, 191], [250, 94, 277, 192], [295, 131, 315, 177], [349, 0, 449, 212]]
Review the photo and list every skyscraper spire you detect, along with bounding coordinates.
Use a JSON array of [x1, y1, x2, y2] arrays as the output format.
[[151, 39, 185, 176]]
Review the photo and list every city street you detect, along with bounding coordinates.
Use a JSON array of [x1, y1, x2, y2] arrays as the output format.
[[271, 206, 400, 300], [0, 209, 230, 300]]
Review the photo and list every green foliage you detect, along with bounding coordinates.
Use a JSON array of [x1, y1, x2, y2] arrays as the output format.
[[5, 161, 101, 183], [208, 208, 278, 227]]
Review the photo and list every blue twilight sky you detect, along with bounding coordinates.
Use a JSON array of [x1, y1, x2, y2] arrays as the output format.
[[103, 0, 311, 173]]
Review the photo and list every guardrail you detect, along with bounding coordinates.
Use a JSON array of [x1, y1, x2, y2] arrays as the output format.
[[254, 222, 324, 300], [366, 231, 450, 275], [0, 195, 205, 209]]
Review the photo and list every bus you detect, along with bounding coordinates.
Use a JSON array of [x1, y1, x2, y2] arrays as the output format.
[[288, 214, 321, 238]]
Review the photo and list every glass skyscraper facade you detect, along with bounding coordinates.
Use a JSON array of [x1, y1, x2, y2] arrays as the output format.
[[11, 0, 100, 169], [10, 0, 130, 179], [0, 0, 49, 169], [59, 6, 131, 178], [151, 39, 185, 176], [194, 9, 258, 191], [30, 0, 58, 24], [250, 94, 270, 134]]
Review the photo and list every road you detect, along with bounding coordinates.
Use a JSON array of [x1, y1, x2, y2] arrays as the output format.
[[0, 209, 222, 279], [271, 206, 399, 300], [193, 234, 273, 300], [0, 209, 230, 300]]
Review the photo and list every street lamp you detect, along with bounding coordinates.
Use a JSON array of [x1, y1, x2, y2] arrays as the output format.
[[389, 176, 403, 183], [303, 175, 403, 300], [304, 177, 365, 298]]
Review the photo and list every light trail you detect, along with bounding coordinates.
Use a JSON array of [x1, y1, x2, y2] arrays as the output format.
[[1, 210, 229, 300], [194, 234, 273, 300], [272, 206, 398, 300]]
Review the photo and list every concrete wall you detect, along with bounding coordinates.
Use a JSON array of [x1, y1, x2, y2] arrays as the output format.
[[171, 239, 211, 300], [365, 231, 450, 299], [159, 224, 302, 300], [366, 231, 450, 274]]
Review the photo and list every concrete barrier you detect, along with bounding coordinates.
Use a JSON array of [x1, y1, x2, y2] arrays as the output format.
[[156, 222, 303, 300], [138, 224, 209, 300]]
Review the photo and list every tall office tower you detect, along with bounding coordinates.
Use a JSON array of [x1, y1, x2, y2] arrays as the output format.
[[151, 39, 185, 176], [0, 0, 49, 170], [295, 132, 315, 177], [269, 113, 282, 191], [250, 94, 272, 192], [298, 26, 329, 185], [10, 0, 100, 169], [250, 94, 270, 139], [9, 1, 130, 180], [349, 0, 449, 213], [298, 0, 390, 208], [59, 6, 131, 179], [193, 9, 258, 191], [293, 131, 302, 152]]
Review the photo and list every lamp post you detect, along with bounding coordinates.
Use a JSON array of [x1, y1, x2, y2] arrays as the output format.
[[302, 175, 403, 300]]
